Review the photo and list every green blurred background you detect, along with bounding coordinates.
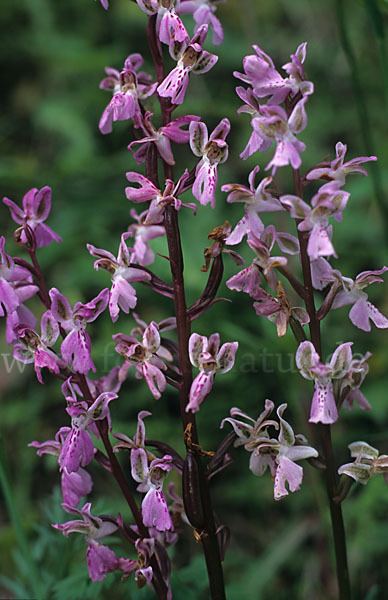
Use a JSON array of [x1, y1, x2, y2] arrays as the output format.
[[1, 0, 388, 598]]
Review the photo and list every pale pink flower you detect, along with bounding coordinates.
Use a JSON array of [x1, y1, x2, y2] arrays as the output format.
[[186, 332, 238, 413], [296, 341, 353, 424]]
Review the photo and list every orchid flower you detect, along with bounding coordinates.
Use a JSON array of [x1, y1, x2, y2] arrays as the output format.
[[114, 321, 172, 399], [281, 182, 350, 261], [131, 452, 174, 531], [53, 502, 119, 582], [250, 404, 318, 500], [157, 24, 218, 105], [340, 351, 372, 411], [99, 53, 157, 133], [58, 377, 117, 473], [127, 209, 165, 267], [13, 310, 63, 384], [118, 538, 155, 587], [189, 118, 230, 207], [251, 97, 308, 173], [186, 332, 238, 413], [114, 411, 173, 531], [253, 282, 309, 337], [330, 267, 388, 332], [178, 0, 224, 45], [226, 225, 299, 294], [128, 111, 200, 166], [221, 167, 284, 245], [306, 142, 377, 186], [296, 341, 353, 424], [5, 280, 38, 345], [87, 233, 152, 322], [29, 428, 93, 506], [220, 399, 277, 448], [125, 170, 196, 225], [135, 0, 188, 45], [234, 43, 313, 105], [338, 442, 388, 486], [221, 401, 318, 500], [49, 287, 109, 374], [235, 86, 264, 160], [3, 186, 62, 248], [0, 236, 38, 326]]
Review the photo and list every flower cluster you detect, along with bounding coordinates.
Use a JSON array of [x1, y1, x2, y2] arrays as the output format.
[[2, 1, 387, 597]]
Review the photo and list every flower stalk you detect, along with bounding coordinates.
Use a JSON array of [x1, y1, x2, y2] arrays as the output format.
[[293, 167, 351, 600]]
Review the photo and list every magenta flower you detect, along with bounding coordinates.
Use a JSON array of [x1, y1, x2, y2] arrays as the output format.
[[99, 54, 157, 133], [158, 25, 218, 105], [0, 236, 38, 321], [98, 0, 109, 9], [87, 233, 152, 322], [114, 321, 172, 399], [136, 0, 188, 45], [178, 0, 224, 45], [281, 182, 350, 260], [186, 332, 238, 413], [189, 118, 230, 207], [3, 186, 62, 248], [58, 378, 117, 473], [296, 341, 353, 424], [222, 167, 284, 245], [306, 141, 377, 186], [49, 287, 109, 374], [29, 426, 71, 458], [128, 112, 200, 166], [5, 280, 38, 345], [30, 429, 92, 502], [127, 209, 165, 267], [330, 267, 388, 332], [131, 451, 174, 531], [234, 43, 313, 105], [126, 171, 195, 224], [61, 468, 94, 507], [53, 502, 118, 582], [13, 311, 63, 384], [114, 412, 173, 531], [29, 426, 93, 506]]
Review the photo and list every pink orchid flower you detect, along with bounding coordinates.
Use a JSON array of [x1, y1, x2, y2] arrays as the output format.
[[3, 187, 62, 248], [189, 118, 230, 207], [296, 341, 353, 424], [157, 24, 218, 105], [186, 332, 238, 413]]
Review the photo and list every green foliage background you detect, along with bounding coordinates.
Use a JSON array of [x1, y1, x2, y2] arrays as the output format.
[[0, 0, 388, 598]]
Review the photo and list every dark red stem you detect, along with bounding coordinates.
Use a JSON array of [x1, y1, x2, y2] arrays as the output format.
[[146, 16, 226, 599], [293, 167, 351, 600]]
